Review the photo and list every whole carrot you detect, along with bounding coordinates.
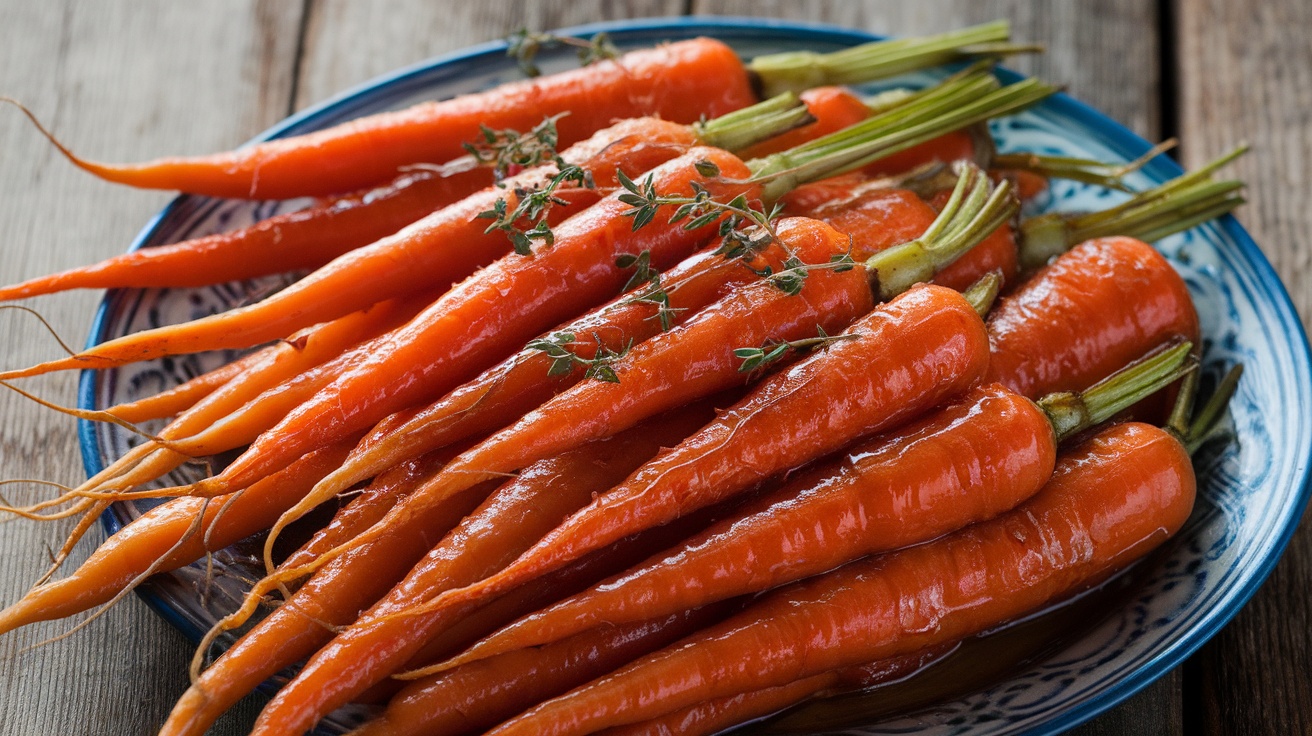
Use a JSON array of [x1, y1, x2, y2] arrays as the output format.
[[160, 408, 712, 736], [24, 24, 1013, 198], [431, 342, 1191, 671], [351, 606, 734, 736], [0, 166, 493, 301], [987, 236, 1200, 399], [248, 275, 994, 736], [0, 439, 353, 636], [488, 418, 1201, 735], [2, 116, 702, 377]]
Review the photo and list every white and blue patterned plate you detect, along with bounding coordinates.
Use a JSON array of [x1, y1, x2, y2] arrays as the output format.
[[78, 17, 1312, 736]]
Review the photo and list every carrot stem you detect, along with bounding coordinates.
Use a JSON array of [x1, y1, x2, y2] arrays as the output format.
[[1038, 340, 1194, 441], [692, 92, 812, 152], [1186, 364, 1243, 452], [993, 138, 1178, 193], [960, 269, 1004, 316], [749, 20, 1016, 97], [864, 163, 1017, 299], [1019, 147, 1248, 268]]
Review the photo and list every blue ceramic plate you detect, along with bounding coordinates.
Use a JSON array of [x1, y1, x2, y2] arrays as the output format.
[[79, 17, 1312, 736]]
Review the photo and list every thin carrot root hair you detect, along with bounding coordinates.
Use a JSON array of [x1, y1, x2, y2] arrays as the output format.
[[0, 97, 120, 185], [0, 304, 78, 355], [0, 380, 179, 448], [32, 499, 113, 587]]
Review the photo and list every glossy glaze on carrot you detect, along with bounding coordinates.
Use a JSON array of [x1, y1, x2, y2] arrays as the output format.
[[488, 422, 1196, 735]]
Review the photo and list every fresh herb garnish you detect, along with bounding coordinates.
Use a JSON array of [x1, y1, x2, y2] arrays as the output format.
[[734, 325, 859, 373], [507, 29, 620, 77], [526, 331, 630, 383]]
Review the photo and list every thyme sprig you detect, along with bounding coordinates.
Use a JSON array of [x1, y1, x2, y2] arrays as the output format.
[[754, 251, 858, 296], [735, 326, 860, 373], [507, 29, 620, 77], [617, 163, 784, 263], [526, 331, 630, 383], [616, 251, 679, 331], [471, 115, 595, 256], [463, 115, 567, 183]]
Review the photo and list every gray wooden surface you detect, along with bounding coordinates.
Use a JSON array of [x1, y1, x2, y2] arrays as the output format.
[[0, 1, 1306, 734]]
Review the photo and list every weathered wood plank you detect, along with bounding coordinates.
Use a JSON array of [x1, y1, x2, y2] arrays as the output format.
[[1177, 0, 1312, 733], [0, 3, 304, 735], [692, 3, 1177, 734], [295, 0, 686, 109], [689, 0, 1161, 139]]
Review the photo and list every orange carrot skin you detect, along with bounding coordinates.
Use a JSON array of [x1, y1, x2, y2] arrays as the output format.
[[85, 39, 755, 198], [986, 236, 1200, 399], [467, 283, 990, 600], [36, 118, 698, 378], [359, 607, 731, 736], [739, 86, 873, 160], [426, 216, 874, 497], [108, 294, 431, 426], [335, 237, 804, 494], [208, 147, 753, 495], [451, 383, 1055, 664], [0, 167, 491, 301], [490, 422, 1196, 735], [161, 475, 491, 736], [0, 440, 352, 635], [238, 409, 716, 736], [164, 409, 711, 736], [605, 646, 954, 736], [864, 128, 980, 177]]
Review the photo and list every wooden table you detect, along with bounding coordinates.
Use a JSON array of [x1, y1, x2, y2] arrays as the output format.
[[0, 2, 1307, 734]]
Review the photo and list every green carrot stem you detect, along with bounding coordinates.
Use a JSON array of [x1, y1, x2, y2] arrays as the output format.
[[1185, 364, 1244, 453], [1038, 341, 1194, 442], [1167, 367, 1201, 439], [750, 73, 1056, 201], [748, 20, 1022, 97], [863, 163, 1018, 300], [694, 92, 814, 152], [961, 269, 1004, 317], [993, 138, 1178, 192]]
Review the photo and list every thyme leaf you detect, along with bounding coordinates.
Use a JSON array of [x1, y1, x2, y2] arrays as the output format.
[[507, 29, 619, 77], [735, 326, 860, 373], [526, 331, 631, 383]]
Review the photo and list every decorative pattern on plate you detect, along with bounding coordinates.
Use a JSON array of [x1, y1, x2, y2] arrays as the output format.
[[77, 18, 1312, 736]]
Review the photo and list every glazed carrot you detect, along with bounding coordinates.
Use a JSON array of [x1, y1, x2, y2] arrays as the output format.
[[738, 86, 875, 159], [161, 409, 710, 736], [28, 24, 1014, 198], [3, 116, 701, 377], [0, 438, 354, 636], [600, 646, 954, 736], [488, 420, 1199, 735], [434, 342, 1189, 671], [987, 236, 1200, 399], [352, 606, 734, 736], [0, 166, 493, 302], [105, 350, 260, 424]]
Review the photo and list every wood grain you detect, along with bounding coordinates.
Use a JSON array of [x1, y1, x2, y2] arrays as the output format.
[[1177, 0, 1312, 733]]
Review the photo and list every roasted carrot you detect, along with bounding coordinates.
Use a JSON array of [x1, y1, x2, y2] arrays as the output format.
[[488, 418, 1200, 735], [0, 439, 353, 636], [597, 646, 955, 736], [987, 236, 1200, 399], [27, 24, 1013, 198], [160, 408, 711, 736], [3, 116, 701, 377], [248, 275, 994, 736], [431, 343, 1191, 671], [351, 606, 734, 736], [0, 166, 494, 302]]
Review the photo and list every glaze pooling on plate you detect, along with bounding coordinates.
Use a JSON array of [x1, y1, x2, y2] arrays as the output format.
[[78, 18, 1312, 736]]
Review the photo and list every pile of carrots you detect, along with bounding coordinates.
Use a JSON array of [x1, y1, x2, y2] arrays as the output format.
[[0, 21, 1248, 735]]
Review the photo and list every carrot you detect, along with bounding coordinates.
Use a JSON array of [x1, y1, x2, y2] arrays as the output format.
[[430, 342, 1191, 672], [2, 116, 700, 377], [0, 439, 353, 636], [737, 86, 875, 160], [487, 418, 1201, 735], [599, 645, 955, 736], [24, 24, 1013, 198], [160, 408, 712, 736], [987, 236, 1200, 399], [352, 606, 734, 736], [0, 166, 493, 302]]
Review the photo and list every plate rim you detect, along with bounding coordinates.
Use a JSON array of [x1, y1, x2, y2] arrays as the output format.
[[74, 15, 1312, 736]]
